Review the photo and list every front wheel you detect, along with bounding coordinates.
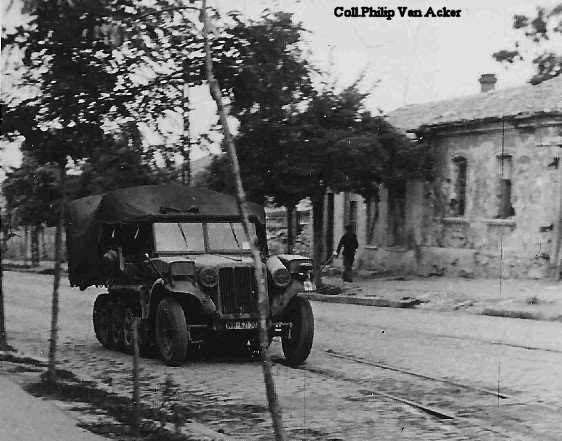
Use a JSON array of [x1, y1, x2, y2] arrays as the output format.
[[155, 298, 188, 366], [282, 297, 314, 366], [93, 295, 112, 348]]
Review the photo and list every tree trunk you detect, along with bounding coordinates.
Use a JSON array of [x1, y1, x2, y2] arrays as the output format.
[[47, 162, 66, 383], [312, 195, 324, 287], [0, 265, 5, 349], [23, 225, 29, 266], [41, 226, 48, 259], [0, 210, 10, 350], [31, 223, 40, 267], [365, 195, 372, 245], [286, 204, 295, 254], [1, 214, 8, 256], [0, 259, 13, 351], [201, 3, 286, 440]]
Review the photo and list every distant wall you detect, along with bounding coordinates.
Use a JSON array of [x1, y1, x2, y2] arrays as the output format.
[[266, 208, 312, 257]]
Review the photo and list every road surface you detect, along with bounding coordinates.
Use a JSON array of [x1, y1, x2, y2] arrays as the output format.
[[2, 271, 562, 440]]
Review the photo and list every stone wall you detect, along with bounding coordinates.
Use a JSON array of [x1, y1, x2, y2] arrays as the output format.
[[266, 208, 312, 257], [348, 116, 561, 278], [424, 118, 560, 276]]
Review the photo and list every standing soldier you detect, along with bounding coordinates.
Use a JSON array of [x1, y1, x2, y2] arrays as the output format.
[[334, 224, 359, 282]]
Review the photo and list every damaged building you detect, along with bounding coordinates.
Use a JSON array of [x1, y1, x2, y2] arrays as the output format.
[[328, 74, 562, 278]]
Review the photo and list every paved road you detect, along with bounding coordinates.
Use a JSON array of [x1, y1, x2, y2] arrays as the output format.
[[2, 271, 562, 440]]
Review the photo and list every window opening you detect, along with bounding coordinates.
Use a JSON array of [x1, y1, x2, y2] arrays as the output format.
[[497, 155, 514, 218], [452, 157, 467, 216], [347, 200, 358, 232]]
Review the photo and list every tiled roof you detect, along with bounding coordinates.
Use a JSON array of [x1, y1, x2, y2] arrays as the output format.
[[386, 75, 562, 131]]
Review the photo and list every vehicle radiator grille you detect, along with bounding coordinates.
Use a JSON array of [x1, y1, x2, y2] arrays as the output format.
[[218, 267, 257, 314]]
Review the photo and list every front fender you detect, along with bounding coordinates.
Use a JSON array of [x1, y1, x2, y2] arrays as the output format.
[[147, 279, 217, 316], [166, 280, 217, 316], [269, 280, 304, 320]]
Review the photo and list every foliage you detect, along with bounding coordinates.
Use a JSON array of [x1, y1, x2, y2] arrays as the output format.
[[75, 123, 174, 198], [493, 4, 562, 84], [213, 10, 314, 123], [205, 74, 425, 208], [1, 0, 208, 224], [203, 11, 314, 207], [2, 153, 60, 227]]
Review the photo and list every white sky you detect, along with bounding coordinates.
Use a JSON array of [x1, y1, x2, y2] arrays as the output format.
[[1, 0, 561, 169]]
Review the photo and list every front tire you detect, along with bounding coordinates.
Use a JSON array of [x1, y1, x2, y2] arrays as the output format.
[[155, 298, 188, 366], [93, 295, 112, 348], [282, 297, 314, 366]]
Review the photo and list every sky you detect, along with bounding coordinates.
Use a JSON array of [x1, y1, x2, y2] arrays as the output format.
[[1, 0, 561, 169]]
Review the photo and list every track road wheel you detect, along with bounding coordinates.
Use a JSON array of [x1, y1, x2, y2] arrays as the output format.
[[93, 295, 112, 348], [109, 300, 123, 349], [282, 297, 314, 366], [155, 298, 188, 366]]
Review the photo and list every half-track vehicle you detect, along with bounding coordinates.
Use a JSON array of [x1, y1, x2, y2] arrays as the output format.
[[67, 184, 316, 366]]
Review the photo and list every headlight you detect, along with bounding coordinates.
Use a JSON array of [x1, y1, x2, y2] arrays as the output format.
[[198, 267, 218, 287], [272, 267, 291, 287]]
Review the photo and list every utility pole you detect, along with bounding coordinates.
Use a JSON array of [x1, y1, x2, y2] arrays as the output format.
[[181, 60, 191, 186]]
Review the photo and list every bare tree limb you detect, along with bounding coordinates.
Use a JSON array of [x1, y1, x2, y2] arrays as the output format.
[[201, 1, 286, 439]]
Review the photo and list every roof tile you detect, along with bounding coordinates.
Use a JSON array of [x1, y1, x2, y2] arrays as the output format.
[[386, 75, 562, 131]]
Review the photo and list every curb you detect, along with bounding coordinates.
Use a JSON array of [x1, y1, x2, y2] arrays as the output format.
[[300, 292, 421, 308], [2, 265, 68, 275], [0, 350, 233, 441]]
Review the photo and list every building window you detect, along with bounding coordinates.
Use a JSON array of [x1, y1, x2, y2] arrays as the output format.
[[497, 154, 514, 218], [451, 157, 467, 216]]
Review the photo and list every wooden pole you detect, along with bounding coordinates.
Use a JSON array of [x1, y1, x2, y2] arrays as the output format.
[[131, 317, 141, 435], [47, 161, 66, 383], [201, 3, 286, 439]]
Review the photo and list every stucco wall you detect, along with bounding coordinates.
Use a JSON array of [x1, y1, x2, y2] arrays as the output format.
[[336, 117, 561, 278], [428, 120, 560, 268]]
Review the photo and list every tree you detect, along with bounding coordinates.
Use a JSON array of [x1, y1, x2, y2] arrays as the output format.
[[203, 10, 314, 252], [276, 78, 423, 285], [493, 4, 562, 84], [2, 0, 133, 383], [2, 154, 59, 267], [74, 123, 172, 197], [205, 77, 424, 286]]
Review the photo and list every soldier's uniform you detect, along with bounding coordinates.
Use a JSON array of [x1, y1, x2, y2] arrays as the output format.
[[335, 226, 359, 282]]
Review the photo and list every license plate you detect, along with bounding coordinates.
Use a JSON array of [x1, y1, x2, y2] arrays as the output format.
[[225, 321, 258, 330], [303, 281, 316, 292]]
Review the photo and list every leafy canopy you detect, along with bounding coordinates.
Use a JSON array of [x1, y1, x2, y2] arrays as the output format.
[[493, 4, 562, 84]]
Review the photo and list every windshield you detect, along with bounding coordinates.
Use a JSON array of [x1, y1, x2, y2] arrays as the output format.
[[207, 222, 253, 252], [154, 222, 205, 253]]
